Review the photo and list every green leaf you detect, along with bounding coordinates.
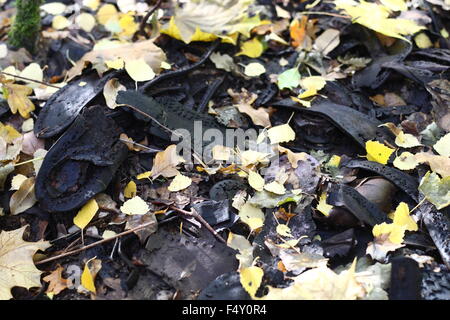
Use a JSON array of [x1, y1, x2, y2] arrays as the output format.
[[277, 67, 301, 90]]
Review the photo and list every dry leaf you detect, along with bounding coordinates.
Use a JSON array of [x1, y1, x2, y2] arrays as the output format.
[[228, 89, 271, 127], [10, 177, 36, 215], [73, 199, 99, 229], [120, 196, 149, 215], [43, 265, 72, 296], [103, 78, 125, 109], [150, 144, 185, 179], [0, 226, 50, 300], [168, 174, 192, 192]]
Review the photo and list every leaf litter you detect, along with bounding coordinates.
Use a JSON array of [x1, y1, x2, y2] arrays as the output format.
[[0, 0, 449, 301]]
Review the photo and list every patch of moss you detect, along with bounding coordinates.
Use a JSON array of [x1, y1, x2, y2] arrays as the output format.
[[8, 0, 43, 54]]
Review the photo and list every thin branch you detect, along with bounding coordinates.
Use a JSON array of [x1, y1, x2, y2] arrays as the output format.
[[0, 71, 61, 89], [138, 0, 163, 38], [35, 221, 156, 265]]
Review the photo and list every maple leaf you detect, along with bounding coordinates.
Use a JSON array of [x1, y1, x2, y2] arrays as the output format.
[[43, 265, 72, 296], [1, 82, 35, 119], [0, 226, 50, 300]]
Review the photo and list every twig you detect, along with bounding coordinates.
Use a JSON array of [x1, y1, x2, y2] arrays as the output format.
[[300, 11, 351, 19], [139, 39, 221, 92], [169, 205, 226, 244], [0, 71, 61, 89], [138, 0, 163, 38], [35, 221, 156, 265]]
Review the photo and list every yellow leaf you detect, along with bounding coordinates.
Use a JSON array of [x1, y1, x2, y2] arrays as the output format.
[[239, 202, 265, 231], [267, 124, 296, 144], [328, 155, 341, 167], [125, 58, 156, 82], [239, 150, 269, 167], [227, 232, 253, 268], [298, 76, 327, 99], [393, 202, 417, 232], [276, 224, 293, 237], [316, 192, 333, 216], [20, 63, 43, 89], [237, 38, 264, 58], [97, 3, 118, 25], [0, 226, 51, 300], [393, 152, 418, 170], [335, 0, 425, 41], [365, 140, 395, 165], [264, 181, 286, 195], [118, 13, 138, 37], [168, 174, 192, 192], [240, 266, 264, 298], [81, 258, 101, 294], [248, 171, 265, 192], [52, 15, 71, 30], [124, 181, 137, 198], [73, 199, 99, 229], [0, 122, 21, 143], [136, 171, 152, 180], [414, 33, 433, 49], [120, 196, 149, 215], [41, 2, 67, 15], [160, 1, 262, 44], [9, 177, 36, 215], [105, 58, 125, 70], [10, 174, 27, 191], [3, 83, 35, 119], [433, 133, 450, 157]]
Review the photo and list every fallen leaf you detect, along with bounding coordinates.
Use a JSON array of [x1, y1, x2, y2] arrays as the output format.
[[276, 224, 293, 237], [75, 13, 97, 33], [277, 67, 301, 90], [365, 140, 395, 165], [433, 133, 450, 157], [103, 78, 126, 109], [248, 171, 265, 192], [10, 177, 36, 215], [314, 28, 340, 55], [244, 62, 266, 77], [73, 199, 99, 229], [267, 123, 295, 144], [414, 32, 433, 48], [43, 265, 72, 296], [120, 196, 149, 215], [2, 83, 35, 118], [0, 226, 50, 300], [239, 201, 265, 232], [52, 15, 71, 30], [414, 152, 450, 177], [228, 89, 271, 127], [237, 38, 264, 58], [227, 232, 253, 268], [19, 63, 43, 89], [124, 181, 137, 198], [393, 152, 419, 170], [277, 146, 308, 168], [261, 260, 365, 300], [160, 0, 262, 44], [81, 257, 101, 294], [209, 52, 235, 72], [240, 266, 264, 298], [419, 171, 450, 209], [41, 2, 67, 15], [10, 174, 27, 191], [298, 76, 327, 99], [264, 181, 286, 195], [66, 39, 166, 81], [168, 174, 192, 192], [316, 192, 333, 216], [150, 144, 185, 179], [125, 58, 156, 82]]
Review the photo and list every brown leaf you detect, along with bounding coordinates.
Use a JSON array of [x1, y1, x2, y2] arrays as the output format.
[[43, 265, 72, 295], [150, 144, 184, 179], [228, 88, 271, 127], [10, 177, 37, 215], [3, 83, 35, 119]]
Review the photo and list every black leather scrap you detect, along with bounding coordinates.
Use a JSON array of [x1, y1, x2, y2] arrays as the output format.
[[35, 71, 120, 138], [343, 159, 419, 202], [35, 105, 128, 212]]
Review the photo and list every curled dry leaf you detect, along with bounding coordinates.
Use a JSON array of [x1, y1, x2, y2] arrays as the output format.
[[43, 265, 72, 296], [150, 144, 185, 179], [228, 89, 271, 128], [10, 177, 36, 215]]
